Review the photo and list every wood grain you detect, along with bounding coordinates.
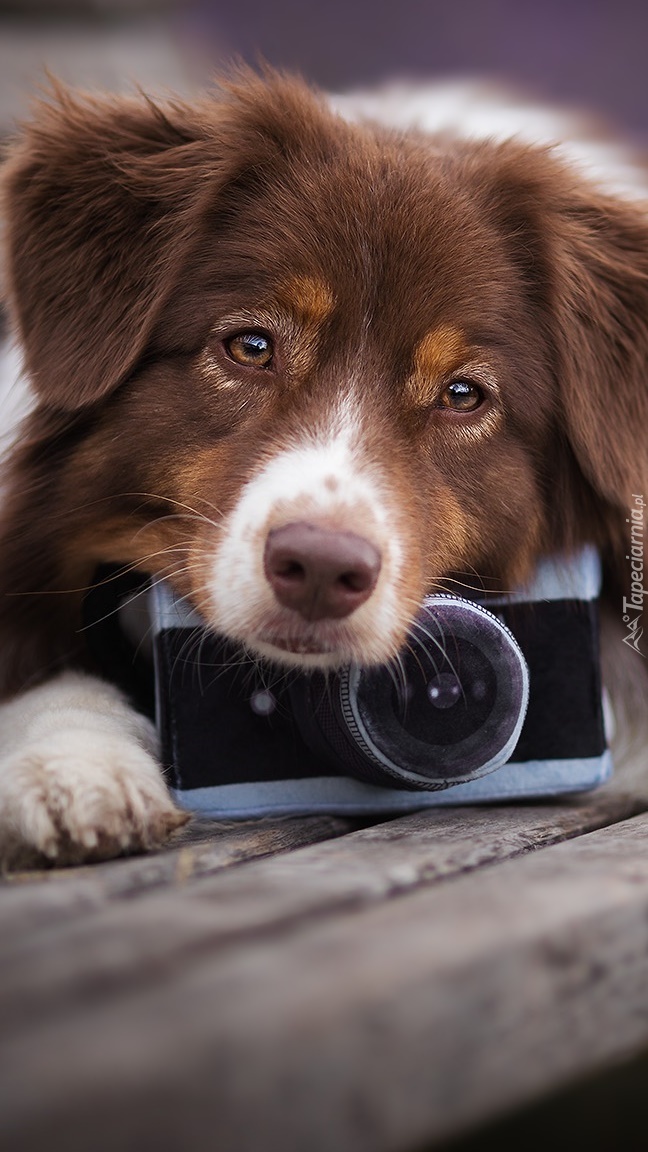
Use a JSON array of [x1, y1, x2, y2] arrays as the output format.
[[0, 794, 641, 1026], [2, 795, 648, 1151], [0, 814, 352, 928]]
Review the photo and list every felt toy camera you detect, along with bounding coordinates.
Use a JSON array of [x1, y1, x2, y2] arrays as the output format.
[[147, 547, 611, 817]]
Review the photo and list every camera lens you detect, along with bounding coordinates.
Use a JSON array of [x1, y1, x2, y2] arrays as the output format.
[[290, 596, 529, 790], [427, 672, 463, 708]]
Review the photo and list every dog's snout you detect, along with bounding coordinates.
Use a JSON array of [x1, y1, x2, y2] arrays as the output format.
[[264, 521, 381, 621]]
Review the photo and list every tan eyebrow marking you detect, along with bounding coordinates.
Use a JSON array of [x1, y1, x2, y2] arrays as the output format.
[[278, 276, 335, 325], [409, 325, 471, 405]]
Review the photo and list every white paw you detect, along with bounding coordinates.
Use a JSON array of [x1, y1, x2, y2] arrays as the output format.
[[0, 673, 188, 870]]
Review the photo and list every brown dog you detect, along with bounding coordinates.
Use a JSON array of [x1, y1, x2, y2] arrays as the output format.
[[0, 71, 647, 867]]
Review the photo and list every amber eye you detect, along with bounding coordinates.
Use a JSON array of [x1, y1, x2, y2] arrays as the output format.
[[439, 379, 484, 412], [224, 331, 274, 368]]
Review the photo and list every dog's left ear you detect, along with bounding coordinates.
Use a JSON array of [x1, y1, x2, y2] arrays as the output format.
[[469, 144, 648, 519], [475, 145, 648, 511], [551, 186, 648, 511]]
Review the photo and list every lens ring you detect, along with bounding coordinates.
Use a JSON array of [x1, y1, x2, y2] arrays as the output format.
[[340, 596, 529, 788]]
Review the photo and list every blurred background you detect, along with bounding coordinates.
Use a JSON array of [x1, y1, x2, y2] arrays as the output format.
[[1, 0, 648, 142], [2, 6, 648, 1149]]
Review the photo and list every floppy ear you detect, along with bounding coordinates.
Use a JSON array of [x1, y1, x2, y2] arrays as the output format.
[[553, 188, 648, 511], [1, 72, 338, 413], [0, 85, 224, 409], [477, 142, 648, 520]]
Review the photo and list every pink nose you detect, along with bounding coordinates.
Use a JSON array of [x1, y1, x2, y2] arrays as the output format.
[[264, 521, 381, 621]]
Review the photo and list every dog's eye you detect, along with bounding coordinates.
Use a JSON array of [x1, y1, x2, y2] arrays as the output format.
[[439, 380, 484, 412], [225, 331, 274, 368]]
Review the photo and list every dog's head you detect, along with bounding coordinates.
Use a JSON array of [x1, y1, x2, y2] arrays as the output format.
[[2, 71, 648, 681]]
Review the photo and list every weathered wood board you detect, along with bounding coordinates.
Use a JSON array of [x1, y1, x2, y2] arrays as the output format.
[[2, 790, 648, 1151], [0, 813, 353, 929]]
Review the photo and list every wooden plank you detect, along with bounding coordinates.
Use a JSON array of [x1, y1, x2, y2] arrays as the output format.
[[0, 814, 352, 927], [0, 789, 640, 957], [0, 793, 641, 1030], [4, 809, 648, 1152], [0, 798, 643, 1052]]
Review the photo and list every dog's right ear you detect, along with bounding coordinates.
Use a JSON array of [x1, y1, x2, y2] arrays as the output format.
[[1, 85, 222, 410], [1, 73, 340, 412]]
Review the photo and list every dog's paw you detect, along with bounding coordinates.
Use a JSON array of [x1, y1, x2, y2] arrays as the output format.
[[0, 730, 188, 869], [0, 671, 189, 870]]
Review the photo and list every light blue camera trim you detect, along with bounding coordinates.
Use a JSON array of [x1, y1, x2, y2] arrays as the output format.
[[149, 545, 603, 632], [485, 545, 601, 606], [149, 582, 203, 631], [171, 749, 612, 818]]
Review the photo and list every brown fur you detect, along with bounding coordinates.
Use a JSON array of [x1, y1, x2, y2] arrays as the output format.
[[1, 70, 648, 697]]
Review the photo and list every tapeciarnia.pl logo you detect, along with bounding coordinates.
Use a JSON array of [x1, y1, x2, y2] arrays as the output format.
[[622, 493, 645, 656]]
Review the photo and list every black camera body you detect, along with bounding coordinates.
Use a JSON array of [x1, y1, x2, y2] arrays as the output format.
[[147, 548, 611, 818]]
